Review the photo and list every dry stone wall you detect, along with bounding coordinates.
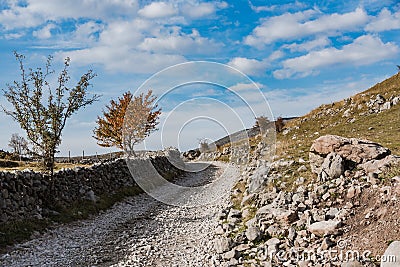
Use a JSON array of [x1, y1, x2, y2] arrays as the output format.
[[0, 152, 184, 223]]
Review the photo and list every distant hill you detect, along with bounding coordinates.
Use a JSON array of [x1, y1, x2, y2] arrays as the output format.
[[187, 117, 298, 152]]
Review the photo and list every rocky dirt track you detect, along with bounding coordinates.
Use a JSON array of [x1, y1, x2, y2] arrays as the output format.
[[1, 162, 239, 267]]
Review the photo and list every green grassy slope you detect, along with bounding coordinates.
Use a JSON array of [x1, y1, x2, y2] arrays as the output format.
[[271, 72, 400, 187], [279, 73, 400, 159]]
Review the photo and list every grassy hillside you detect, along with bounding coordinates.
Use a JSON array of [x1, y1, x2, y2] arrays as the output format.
[[279, 73, 400, 159], [215, 73, 400, 189], [271, 72, 400, 186]]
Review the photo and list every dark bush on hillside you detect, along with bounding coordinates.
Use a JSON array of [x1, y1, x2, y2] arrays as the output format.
[[275, 117, 285, 133], [0, 150, 30, 161], [0, 150, 17, 160], [0, 160, 19, 168]]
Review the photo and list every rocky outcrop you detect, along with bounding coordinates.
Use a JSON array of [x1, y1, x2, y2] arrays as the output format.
[[367, 94, 400, 114], [310, 135, 390, 164], [310, 135, 398, 180], [0, 150, 184, 223], [212, 135, 400, 266], [182, 149, 200, 161]]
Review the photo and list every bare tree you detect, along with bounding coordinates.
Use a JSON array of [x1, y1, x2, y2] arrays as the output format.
[[275, 116, 285, 132], [199, 138, 211, 153], [8, 133, 28, 161], [1, 52, 99, 175], [254, 116, 270, 131]]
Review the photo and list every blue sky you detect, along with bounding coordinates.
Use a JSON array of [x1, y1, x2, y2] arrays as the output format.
[[0, 0, 399, 156]]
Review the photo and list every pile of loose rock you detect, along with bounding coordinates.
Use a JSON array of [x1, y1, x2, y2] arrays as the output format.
[[212, 135, 400, 266], [366, 94, 400, 114]]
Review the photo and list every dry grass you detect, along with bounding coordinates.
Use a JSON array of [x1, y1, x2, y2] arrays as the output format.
[[0, 161, 92, 172]]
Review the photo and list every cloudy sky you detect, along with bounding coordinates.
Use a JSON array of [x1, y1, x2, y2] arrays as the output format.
[[0, 0, 399, 156]]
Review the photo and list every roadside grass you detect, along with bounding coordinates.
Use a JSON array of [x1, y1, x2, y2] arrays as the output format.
[[48, 186, 143, 223], [0, 219, 51, 253], [0, 161, 92, 172], [381, 165, 400, 184], [231, 180, 246, 211]]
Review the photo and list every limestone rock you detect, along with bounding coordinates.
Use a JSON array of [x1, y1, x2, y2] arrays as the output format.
[[241, 193, 257, 207], [359, 155, 400, 174], [310, 135, 390, 165], [214, 237, 232, 254], [381, 241, 400, 267], [380, 101, 392, 111], [309, 152, 324, 174], [245, 226, 260, 242], [307, 220, 341, 237], [297, 165, 307, 172], [223, 249, 238, 260], [320, 152, 344, 179], [392, 96, 400, 106], [248, 166, 270, 193], [257, 205, 298, 224]]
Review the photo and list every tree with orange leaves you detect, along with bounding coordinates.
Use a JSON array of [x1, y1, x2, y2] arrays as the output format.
[[93, 90, 161, 154]]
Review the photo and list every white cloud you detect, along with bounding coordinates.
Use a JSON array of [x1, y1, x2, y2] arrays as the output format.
[[0, 0, 226, 73], [268, 50, 285, 61], [247, 0, 306, 13], [284, 36, 331, 52], [59, 45, 186, 74], [0, 4, 43, 29], [245, 9, 315, 47], [0, 0, 139, 30], [228, 57, 269, 76], [181, 1, 227, 19], [32, 23, 56, 39], [56, 17, 223, 73], [139, 28, 222, 54], [245, 8, 368, 47], [365, 8, 400, 32], [98, 19, 151, 47], [228, 82, 264, 91], [3, 32, 24, 39], [138, 2, 177, 19], [274, 35, 399, 79], [73, 21, 103, 44]]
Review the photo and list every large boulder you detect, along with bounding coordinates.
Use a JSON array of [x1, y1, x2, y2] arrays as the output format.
[[359, 155, 400, 174], [310, 135, 390, 164], [319, 152, 344, 180], [310, 135, 391, 177]]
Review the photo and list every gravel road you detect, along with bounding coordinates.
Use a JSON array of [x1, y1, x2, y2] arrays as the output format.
[[1, 162, 239, 267]]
